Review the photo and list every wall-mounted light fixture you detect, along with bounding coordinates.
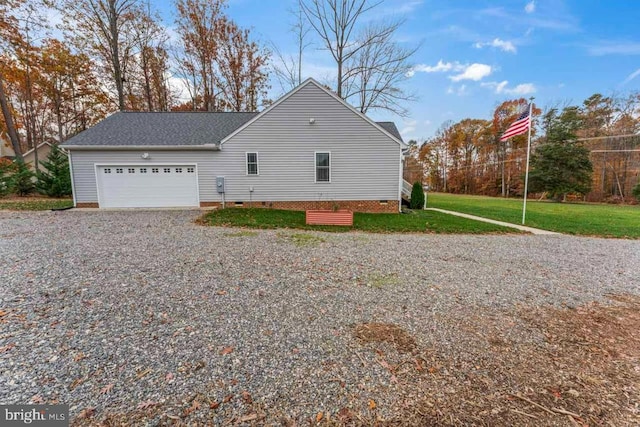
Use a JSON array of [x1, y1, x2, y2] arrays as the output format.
[[309, 118, 316, 124], [141, 152, 150, 159]]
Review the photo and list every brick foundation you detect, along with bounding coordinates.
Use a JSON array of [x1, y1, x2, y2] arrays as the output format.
[[80, 200, 398, 213], [200, 201, 222, 208], [211, 200, 399, 213]]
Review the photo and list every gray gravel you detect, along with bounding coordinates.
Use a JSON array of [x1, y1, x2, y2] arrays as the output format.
[[0, 209, 638, 424]]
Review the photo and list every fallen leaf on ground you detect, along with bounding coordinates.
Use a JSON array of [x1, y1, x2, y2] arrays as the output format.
[[31, 395, 44, 404], [210, 401, 220, 409], [136, 368, 151, 379], [369, 399, 377, 410], [99, 383, 114, 394], [316, 411, 323, 422], [77, 408, 95, 419], [220, 346, 234, 355], [165, 372, 174, 382], [0, 343, 15, 353], [137, 401, 157, 410], [223, 394, 234, 403], [242, 391, 252, 404]]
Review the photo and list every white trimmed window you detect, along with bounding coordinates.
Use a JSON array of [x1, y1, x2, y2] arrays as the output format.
[[246, 152, 259, 175], [315, 152, 330, 182]]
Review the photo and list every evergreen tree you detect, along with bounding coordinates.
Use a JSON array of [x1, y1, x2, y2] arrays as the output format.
[[410, 181, 425, 209], [12, 161, 35, 196], [0, 160, 15, 197], [36, 145, 72, 197], [529, 107, 593, 201], [632, 182, 640, 201]]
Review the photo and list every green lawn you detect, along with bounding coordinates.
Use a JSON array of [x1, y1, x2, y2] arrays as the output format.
[[200, 208, 519, 234], [0, 198, 74, 211], [427, 192, 640, 238]]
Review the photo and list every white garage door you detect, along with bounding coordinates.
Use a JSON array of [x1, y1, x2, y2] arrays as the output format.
[[96, 165, 199, 208]]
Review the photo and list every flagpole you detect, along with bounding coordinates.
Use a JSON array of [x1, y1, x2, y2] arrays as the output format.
[[522, 97, 534, 225]]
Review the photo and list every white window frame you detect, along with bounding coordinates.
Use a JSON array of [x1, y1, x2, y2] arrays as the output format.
[[246, 152, 259, 176], [314, 151, 331, 183]]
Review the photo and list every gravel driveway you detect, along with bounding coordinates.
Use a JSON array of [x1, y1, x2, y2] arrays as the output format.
[[1, 210, 638, 425]]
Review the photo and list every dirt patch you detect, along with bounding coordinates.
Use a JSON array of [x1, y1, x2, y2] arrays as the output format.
[[353, 322, 417, 353], [366, 294, 640, 426]]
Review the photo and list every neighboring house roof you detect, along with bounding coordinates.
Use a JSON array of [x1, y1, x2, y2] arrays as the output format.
[[61, 79, 405, 149], [0, 134, 16, 158], [61, 112, 258, 148], [22, 142, 54, 157], [375, 122, 403, 142]]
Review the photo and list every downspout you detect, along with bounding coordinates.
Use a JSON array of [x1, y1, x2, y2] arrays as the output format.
[[68, 150, 77, 207], [398, 149, 404, 212]]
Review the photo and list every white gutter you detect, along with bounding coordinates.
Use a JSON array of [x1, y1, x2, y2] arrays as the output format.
[[60, 145, 220, 151]]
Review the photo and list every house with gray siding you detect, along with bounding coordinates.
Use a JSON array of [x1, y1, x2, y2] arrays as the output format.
[[61, 78, 407, 213]]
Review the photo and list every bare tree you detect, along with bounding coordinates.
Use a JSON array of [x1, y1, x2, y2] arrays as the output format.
[[299, 0, 417, 115], [271, 5, 311, 92], [343, 21, 416, 115], [62, 0, 141, 111]]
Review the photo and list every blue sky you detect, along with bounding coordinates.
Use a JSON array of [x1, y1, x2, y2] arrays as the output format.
[[152, 0, 639, 140]]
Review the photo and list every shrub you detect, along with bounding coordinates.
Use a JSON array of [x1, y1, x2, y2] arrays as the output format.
[[11, 161, 35, 196], [633, 182, 640, 201], [410, 181, 425, 209], [0, 159, 14, 197], [36, 145, 72, 197]]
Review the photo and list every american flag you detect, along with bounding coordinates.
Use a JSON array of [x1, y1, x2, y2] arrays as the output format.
[[500, 105, 531, 141]]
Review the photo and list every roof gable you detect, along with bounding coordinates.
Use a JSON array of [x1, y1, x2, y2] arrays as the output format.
[[221, 78, 406, 147]]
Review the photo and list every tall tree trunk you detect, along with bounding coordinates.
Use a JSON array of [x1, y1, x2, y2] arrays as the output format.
[[109, 0, 125, 111], [0, 71, 22, 160]]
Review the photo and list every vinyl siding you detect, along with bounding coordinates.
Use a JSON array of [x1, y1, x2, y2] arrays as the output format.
[[215, 83, 401, 203], [69, 150, 216, 203]]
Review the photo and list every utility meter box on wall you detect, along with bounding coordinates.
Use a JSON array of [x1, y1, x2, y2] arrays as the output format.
[[216, 176, 225, 194]]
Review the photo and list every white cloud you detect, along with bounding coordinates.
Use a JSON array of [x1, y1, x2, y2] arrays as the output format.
[[406, 60, 462, 77], [622, 68, 640, 85], [450, 63, 493, 82], [482, 80, 536, 95], [525, 1, 535, 14], [474, 38, 517, 53], [587, 41, 640, 56], [396, 0, 423, 14], [401, 119, 418, 136], [507, 83, 536, 95], [446, 85, 468, 96]]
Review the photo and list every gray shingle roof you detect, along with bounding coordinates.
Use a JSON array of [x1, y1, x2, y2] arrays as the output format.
[[61, 111, 403, 147], [62, 112, 258, 147], [376, 121, 403, 142]]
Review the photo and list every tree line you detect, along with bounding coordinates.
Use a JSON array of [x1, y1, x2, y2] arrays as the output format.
[[406, 92, 640, 202], [1, 0, 418, 169]]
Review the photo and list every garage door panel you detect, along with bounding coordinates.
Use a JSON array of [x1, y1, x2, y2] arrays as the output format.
[[97, 165, 199, 208]]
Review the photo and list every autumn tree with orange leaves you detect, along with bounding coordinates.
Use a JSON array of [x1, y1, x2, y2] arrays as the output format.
[[174, 0, 269, 112]]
